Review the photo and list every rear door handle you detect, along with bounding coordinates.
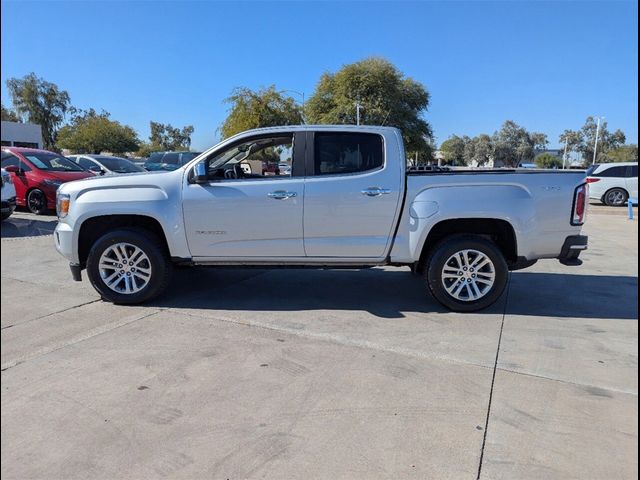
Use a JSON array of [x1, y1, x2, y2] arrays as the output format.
[[361, 187, 391, 197], [268, 190, 297, 200]]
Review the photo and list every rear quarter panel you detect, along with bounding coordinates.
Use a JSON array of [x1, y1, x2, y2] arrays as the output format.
[[390, 171, 587, 263]]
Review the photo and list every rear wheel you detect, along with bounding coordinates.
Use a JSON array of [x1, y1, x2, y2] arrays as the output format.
[[425, 235, 508, 312], [86, 228, 172, 304], [603, 188, 628, 206], [27, 189, 48, 215]]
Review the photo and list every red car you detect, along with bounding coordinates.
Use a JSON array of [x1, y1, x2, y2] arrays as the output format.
[[0, 147, 94, 214]]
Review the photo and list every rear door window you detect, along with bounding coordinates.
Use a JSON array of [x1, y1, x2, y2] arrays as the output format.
[[597, 166, 627, 178], [313, 133, 384, 176]]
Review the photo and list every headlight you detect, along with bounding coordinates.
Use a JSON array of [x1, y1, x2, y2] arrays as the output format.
[[56, 193, 70, 218], [44, 179, 63, 188]]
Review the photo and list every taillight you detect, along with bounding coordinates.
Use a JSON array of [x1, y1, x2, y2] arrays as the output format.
[[586, 177, 601, 183], [572, 184, 588, 225]]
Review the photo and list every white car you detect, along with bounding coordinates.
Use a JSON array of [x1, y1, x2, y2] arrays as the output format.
[[67, 155, 147, 176], [586, 162, 638, 206], [1, 167, 17, 221]]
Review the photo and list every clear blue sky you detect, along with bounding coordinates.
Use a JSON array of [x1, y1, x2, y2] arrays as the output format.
[[1, 0, 638, 151]]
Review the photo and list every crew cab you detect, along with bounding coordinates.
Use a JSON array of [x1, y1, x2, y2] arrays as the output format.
[[54, 126, 588, 312]]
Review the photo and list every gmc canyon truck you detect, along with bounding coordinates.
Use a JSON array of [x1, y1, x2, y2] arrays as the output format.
[[54, 126, 589, 312]]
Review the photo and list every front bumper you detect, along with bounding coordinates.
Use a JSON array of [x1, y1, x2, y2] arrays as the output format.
[[558, 235, 588, 266], [54, 221, 77, 262]]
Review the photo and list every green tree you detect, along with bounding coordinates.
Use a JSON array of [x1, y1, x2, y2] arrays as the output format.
[[534, 152, 563, 169], [6, 73, 71, 150], [492, 120, 538, 167], [440, 135, 469, 166], [530, 132, 548, 151], [558, 129, 583, 164], [464, 134, 493, 166], [577, 117, 626, 164], [56, 109, 140, 154], [149, 121, 194, 150], [1, 103, 21, 122], [305, 57, 433, 159], [220, 86, 303, 139], [606, 144, 638, 163]]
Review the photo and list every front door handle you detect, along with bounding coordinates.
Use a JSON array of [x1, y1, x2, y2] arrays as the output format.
[[361, 187, 391, 197], [268, 190, 297, 200]]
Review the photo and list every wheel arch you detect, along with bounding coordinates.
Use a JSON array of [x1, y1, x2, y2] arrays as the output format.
[[77, 214, 170, 267], [417, 218, 518, 272]]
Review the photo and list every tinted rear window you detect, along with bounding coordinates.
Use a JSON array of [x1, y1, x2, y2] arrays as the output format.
[[597, 165, 627, 178], [314, 133, 384, 176]]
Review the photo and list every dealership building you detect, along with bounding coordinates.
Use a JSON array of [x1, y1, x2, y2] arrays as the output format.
[[1, 121, 43, 149]]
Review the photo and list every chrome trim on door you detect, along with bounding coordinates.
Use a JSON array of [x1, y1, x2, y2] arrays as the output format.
[[268, 190, 297, 200], [361, 187, 391, 197]]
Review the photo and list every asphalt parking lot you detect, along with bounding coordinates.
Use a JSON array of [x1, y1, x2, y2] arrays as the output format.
[[1, 205, 638, 479]]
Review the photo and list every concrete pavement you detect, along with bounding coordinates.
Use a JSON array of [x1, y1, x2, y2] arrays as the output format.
[[1, 209, 637, 479]]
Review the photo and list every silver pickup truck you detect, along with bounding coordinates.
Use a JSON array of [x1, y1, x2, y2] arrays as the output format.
[[54, 125, 588, 311]]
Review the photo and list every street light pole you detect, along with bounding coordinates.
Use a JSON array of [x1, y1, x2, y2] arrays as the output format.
[[593, 116, 604, 165], [563, 137, 569, 170], [356, 101, 361, 125]]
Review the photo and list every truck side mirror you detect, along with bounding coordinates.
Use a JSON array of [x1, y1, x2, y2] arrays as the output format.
[[193, 162, 208, 184]]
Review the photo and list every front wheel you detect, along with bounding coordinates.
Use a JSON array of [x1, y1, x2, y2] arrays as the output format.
[[27, 189, 48, 215], [425, 235, 508, 312], [603, 188, 628, 206], [86, 229, 173, 304]]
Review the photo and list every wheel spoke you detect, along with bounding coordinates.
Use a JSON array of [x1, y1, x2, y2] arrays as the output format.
[[442, 273, 461, 279], [471, 281, 482, 298], [106, 272, 122, 288], [465, 283, 475, 300]]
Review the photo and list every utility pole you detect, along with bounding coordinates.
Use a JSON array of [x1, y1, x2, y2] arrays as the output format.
[[356, 101, 361, 126], [562, 137, 569, 170], [593, 116, 604, 165]]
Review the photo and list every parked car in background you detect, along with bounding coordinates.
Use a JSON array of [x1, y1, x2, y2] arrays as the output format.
[[586, 162, 638, 206], [1, 147, 94, 214], [143, 151, 201, 171], [1, 168, 16, 221], [67, 154, 147, 175]]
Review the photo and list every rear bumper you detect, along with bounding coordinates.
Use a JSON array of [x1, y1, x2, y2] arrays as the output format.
[[558, 235, 588, 266]]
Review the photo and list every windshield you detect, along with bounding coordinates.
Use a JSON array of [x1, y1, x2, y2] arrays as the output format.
[[96, 156, 145, 173], [24, 153, 85, 172]]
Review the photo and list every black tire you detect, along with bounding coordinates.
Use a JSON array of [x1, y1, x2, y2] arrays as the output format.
[[86, 228, 173, 304], [603, 188, 628, 207], [425, 235, 508, 312], [27, 189, 48, 215]]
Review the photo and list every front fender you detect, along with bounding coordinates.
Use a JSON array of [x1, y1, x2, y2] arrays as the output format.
[[66, 184, 191, 262]]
